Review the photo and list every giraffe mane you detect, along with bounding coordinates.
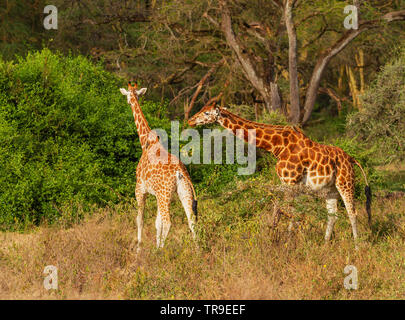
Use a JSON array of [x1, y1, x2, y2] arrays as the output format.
[[218, 107, 306, 136]]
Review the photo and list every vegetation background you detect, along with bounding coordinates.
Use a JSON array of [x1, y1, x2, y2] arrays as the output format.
[[0, 0, 404, 299]]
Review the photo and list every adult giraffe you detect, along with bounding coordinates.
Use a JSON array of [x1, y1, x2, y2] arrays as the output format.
[[188, 97, 371, 244], [120, 82, 197, 250]]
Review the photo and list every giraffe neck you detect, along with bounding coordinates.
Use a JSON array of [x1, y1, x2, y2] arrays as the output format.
[[216, 108, 289, 158], [129, 97, 154, 150]]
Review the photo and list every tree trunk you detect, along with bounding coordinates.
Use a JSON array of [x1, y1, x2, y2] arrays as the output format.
[[219, 0, 275, 113], [270, 82, 282, 112], [284, 0, 300, 124], [302, 10, 405, 124]]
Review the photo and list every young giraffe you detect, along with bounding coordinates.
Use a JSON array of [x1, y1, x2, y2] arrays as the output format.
[[188, 100, 372, 244], [120, 82, 197, 250]]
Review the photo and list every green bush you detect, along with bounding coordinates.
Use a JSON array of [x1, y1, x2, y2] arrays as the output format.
[[346, 46, 405, 164], [227, 104, 288, 125], [0, 49, 170, 229], [185, 104, 287, 196]]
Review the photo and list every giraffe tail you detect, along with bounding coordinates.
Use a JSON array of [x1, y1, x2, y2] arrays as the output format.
[[353, 159, 372, 228]]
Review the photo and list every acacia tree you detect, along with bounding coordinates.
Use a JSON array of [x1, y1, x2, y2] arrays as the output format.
[[8, 0, 403, 125], [302, 6, 405, 123], [204, 0, 405, 124]]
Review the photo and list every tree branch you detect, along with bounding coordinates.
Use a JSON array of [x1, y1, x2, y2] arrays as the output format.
[[318, 87, 348, 113], [218, 0, 272, 109], [302, 10, 405, 124], [184, 58, 225, 120]]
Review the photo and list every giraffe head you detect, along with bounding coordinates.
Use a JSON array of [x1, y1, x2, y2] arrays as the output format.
[[188, 102, 221, 127], [120, 82, 147, 104]]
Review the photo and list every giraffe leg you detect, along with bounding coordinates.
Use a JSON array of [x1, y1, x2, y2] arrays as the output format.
[[156, 195, 171, 249], [155, 213, 163, 248], [324, 198, 338, 242], [135, 186, 147, 252], [336, 183, 358, 245], [177, 175, 197, 240], [160, 215, 171, 249]]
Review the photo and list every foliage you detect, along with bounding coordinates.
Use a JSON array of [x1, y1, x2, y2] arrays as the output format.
[[1, 2, 404, 301], [227, 104, 288, 126], [0, 0, 46, 59], [346, 47, 405, 164], [0, 49, 171, 229], [3, 1, 404, 121]]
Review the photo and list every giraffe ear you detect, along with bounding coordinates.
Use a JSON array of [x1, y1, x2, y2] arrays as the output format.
[[120, 88, 129, 95], [136, 88, 147, 96]]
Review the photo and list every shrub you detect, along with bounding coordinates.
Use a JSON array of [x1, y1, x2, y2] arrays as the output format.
[[186, 104, 287, 195], [0, 49, 170, 229], [346, 47, 405, 164]]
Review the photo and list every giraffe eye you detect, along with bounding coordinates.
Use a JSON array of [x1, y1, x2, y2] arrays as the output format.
[[204, 112, 209, 115]]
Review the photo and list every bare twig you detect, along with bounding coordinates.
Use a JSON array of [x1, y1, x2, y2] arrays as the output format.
[[185, 58, 225, 120], [203, 80, 230, 107]]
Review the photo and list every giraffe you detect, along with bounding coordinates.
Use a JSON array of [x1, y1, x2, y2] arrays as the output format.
[[120, 82, 197, 250], [188, 99, 372, 244]]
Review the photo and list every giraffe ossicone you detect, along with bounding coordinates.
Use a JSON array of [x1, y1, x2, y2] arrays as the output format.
[[188, 99, 372, 245], [120, 82, 197, 250]]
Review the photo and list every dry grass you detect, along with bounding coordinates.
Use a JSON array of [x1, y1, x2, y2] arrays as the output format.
[[0, 176, 404, 300]]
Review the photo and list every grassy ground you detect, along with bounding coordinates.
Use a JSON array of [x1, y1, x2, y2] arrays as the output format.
[[1, 163, 404, 299]]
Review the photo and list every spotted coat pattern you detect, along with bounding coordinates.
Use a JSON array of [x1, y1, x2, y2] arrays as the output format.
[[188, 103, 371, 243], [122, 83, 197, 250]]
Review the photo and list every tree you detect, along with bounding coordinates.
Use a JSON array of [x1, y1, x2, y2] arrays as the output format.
[[3, 0, 404, 124], [205, 0, 405, 123], [346, 46, 405, 162], [302, 8, 405, 123], [0, 49, 172, 228], [0, 0, 46, 59]]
